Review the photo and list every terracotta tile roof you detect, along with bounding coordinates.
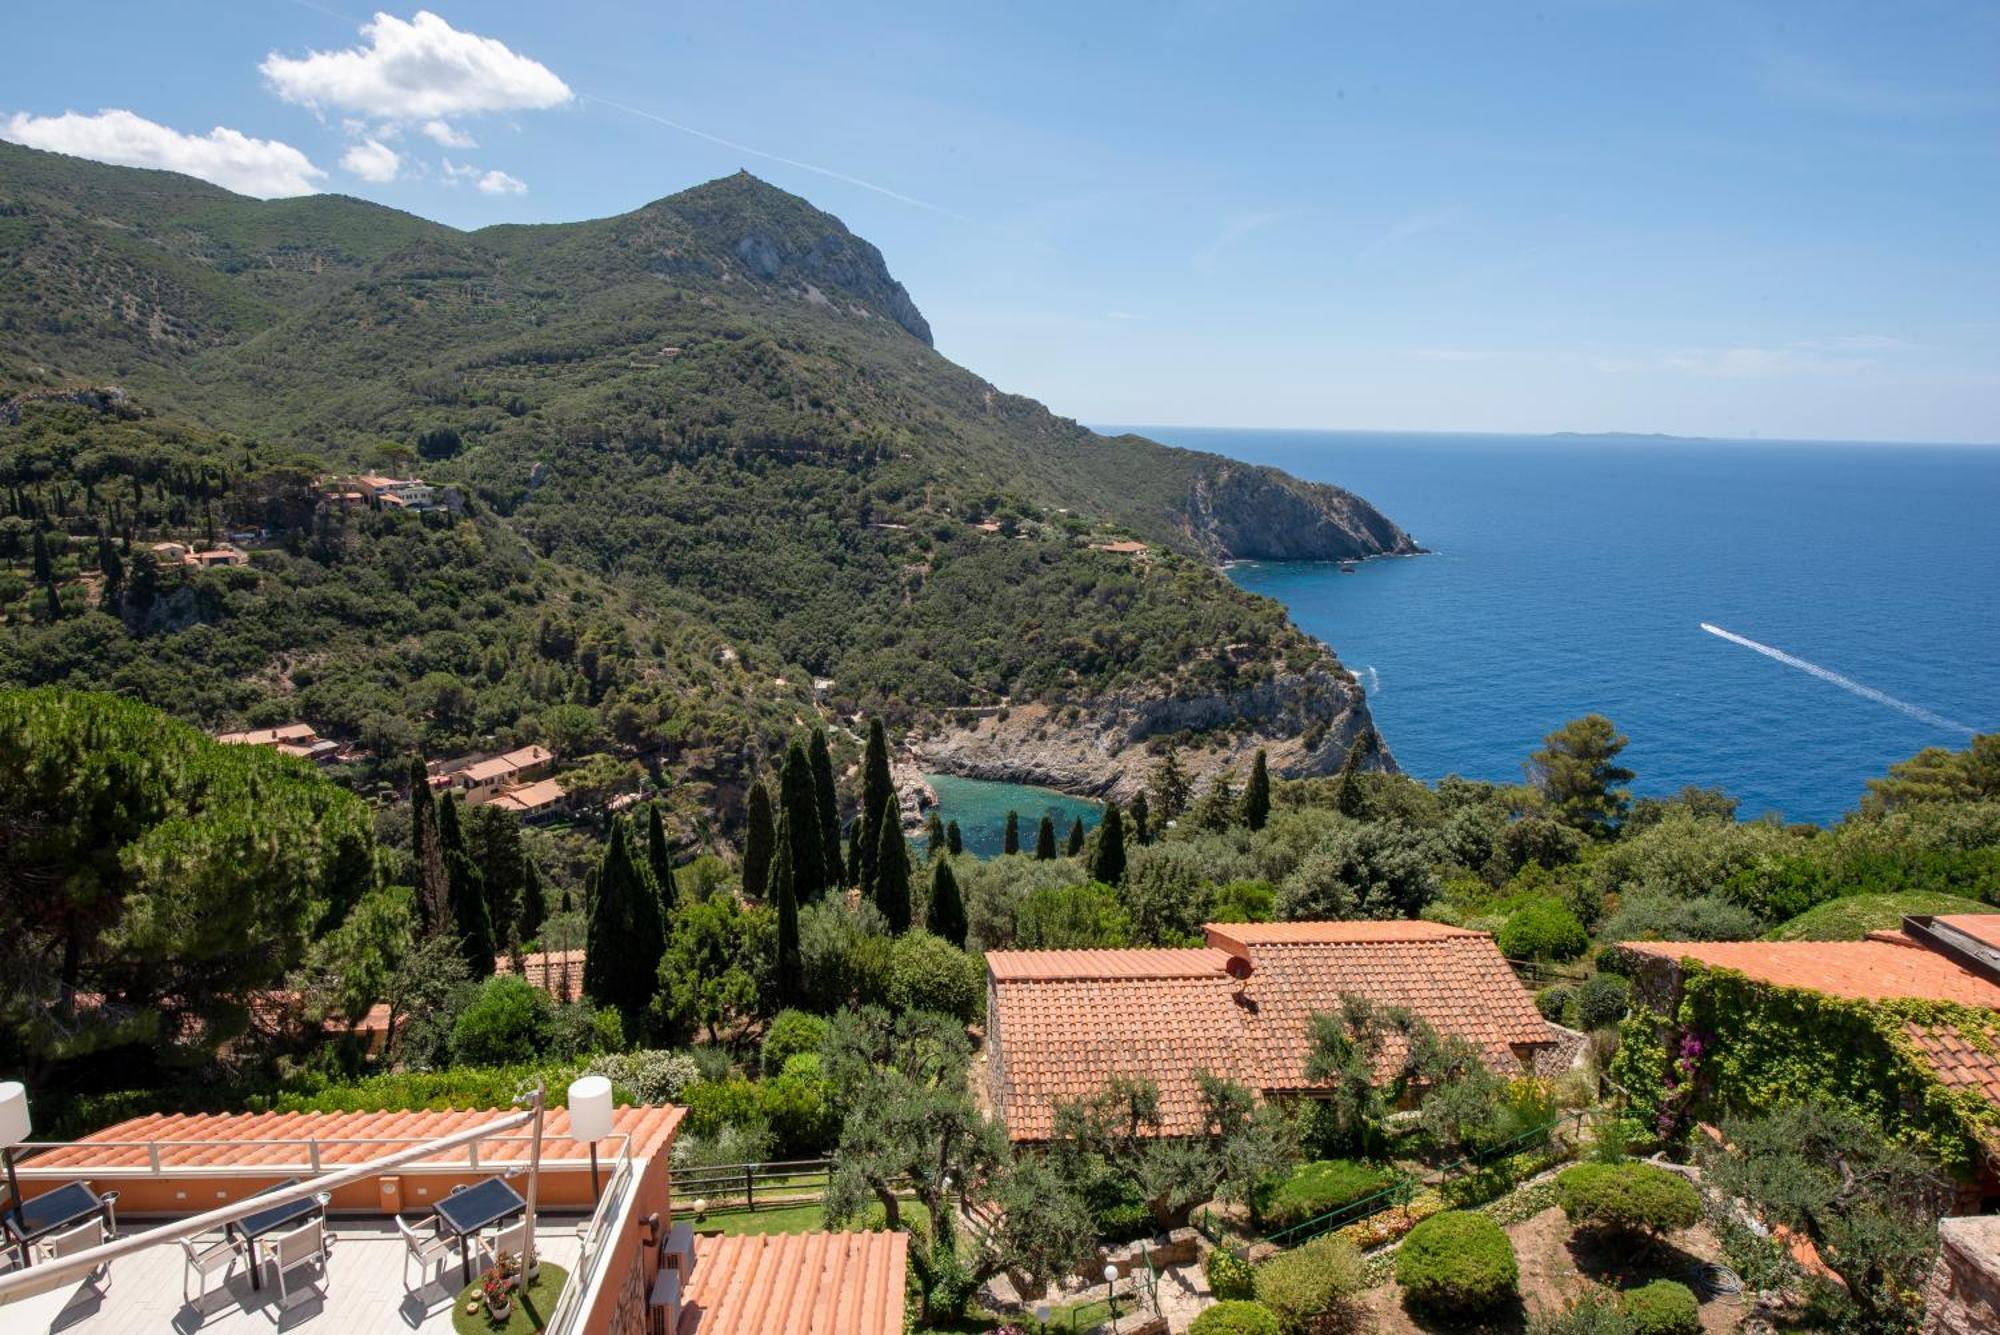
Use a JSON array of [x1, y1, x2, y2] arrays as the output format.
[[24, 1105, 684, 1173], [988, 920, 1549, 1140], [497, 948, 587, 1003], [985, 948, 1233, 981], [1620, 939, 2000, 1008], [490, 777, 567, 812], [678, 1231, 908, 1335], [991, 972, 1254, 1139], [1904, 1022, 2000, 1111]]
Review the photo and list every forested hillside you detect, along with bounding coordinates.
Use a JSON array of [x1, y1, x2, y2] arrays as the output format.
[[0, 143, 1416, 814]]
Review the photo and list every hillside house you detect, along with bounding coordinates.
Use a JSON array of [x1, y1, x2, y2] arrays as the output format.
[[1090, 540, 1149, 555], [355, 474, 438, 510], [1617, 913, 2000, 1206], [985, 920, 1554, 1140], [215, 722, 339, 765], [186, 545, 249, 569], [438, 745, 556, 805]]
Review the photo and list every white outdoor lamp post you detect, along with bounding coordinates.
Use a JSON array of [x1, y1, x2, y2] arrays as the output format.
[[566, 1075, 613, 1203], [1103, 1262, 1118, 1319], [0, 1082, 28, 1223]]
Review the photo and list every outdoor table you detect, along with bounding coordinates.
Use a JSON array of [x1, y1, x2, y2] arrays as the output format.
[[228, 1179, 322, 1291], [3, 1181, 105, 1271], [431, 1178, 526, 1285]]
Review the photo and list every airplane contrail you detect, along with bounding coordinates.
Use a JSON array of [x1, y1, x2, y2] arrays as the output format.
[[1699, 622, 1977, 736]]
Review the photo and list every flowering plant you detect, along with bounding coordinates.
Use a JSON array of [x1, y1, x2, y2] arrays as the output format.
[[479, 1250, 521, 1300]]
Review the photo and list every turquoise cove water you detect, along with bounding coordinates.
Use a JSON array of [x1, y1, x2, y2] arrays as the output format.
[[924, 773, 1103, 859]]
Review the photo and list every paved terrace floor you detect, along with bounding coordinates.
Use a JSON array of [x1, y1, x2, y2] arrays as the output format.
[[26, 1217, 586, 1335]]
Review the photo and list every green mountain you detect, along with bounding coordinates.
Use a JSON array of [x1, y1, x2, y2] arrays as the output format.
[[0, 142, 1412, 811]]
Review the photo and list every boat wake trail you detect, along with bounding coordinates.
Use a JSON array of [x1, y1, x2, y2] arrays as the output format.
[[1699, 622, 1976, 736]]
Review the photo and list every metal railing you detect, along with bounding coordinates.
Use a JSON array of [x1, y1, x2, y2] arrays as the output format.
[[1261, 1174, 1419, 1249], [542, 1141, 636, 1335], [672, 1157, 835, 1211], [12, 1131, 633, 1180]]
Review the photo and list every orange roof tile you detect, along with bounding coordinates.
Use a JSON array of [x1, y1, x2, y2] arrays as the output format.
[[1621, 939, 2000, 1008], [490, 777, 567, 812], [1904, 1022, 2000, 1113], [679, 1231, 908, 1335], [988, 920, 1549, 1140], [25, 1105, 684, 1173], [1936, 915, 2000, 951], [985, 948, 1233, 981]]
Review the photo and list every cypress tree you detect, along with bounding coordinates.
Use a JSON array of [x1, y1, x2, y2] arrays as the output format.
[[1333, 729, 1372, 819], [31, 529, 51, 585], [1035, 815, 1057, 861], [1066, 818, 1086, 857], [97, 534, 123, 607], [925, 811, 946, 861], [409, 758, 449, 932], [1003, 811, 1021, 856], [44, 581, 60, 622], [519, 857, 548, 943], [1242, 749, 1272, 831], [585, 819, 660, 1013], [928, 859, 967, 947], [772, 812, 801, 1004], [846, 818, 865, 887], [742, 780, 775, 898], [647, 803, 679, 911], [809, 729, 844, 884], [1089, 802, 1127, 886], [945, 820, 963, 856], [438, 795, 496, 976], [859, 719, 892, 896], [781, 742, 826, 899], [873, 793, 912, 933], [1130, 790, 1151, 846]]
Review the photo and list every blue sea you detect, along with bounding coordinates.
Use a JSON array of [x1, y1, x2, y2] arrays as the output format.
[[1116, 428, 2000, 825], [924, 773, 1103, 860]]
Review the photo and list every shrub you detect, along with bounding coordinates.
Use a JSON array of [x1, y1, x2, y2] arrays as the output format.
[[449, 975, 555, 1065], [1537, 984, 1576, 1024], [682, 1078, 766, 1140], [1253, 1234, 1363, 1333], [1189, 1300, 1282, 1335], [1622, 1280, 1700, 1335], [1499, 898, 1590, 962], [1395, 1211, 1518, 1316], [1555, 1163, 1701, 1239], [761, 1009, 830, 1074], [1205, 1246, 1255, 1301], [1252, 1159, 1395, 1230], [1574, 974, 1631, 1029], [1210, 879, 1277, 923], [1529, 1289, 1634, 1335], [885, 930, 983, 1022], [586, 1049, 700, 1104], [760, 1062, 836, 1157]]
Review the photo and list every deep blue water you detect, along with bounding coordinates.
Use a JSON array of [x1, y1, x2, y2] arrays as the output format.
[[924, 773, 1102, 860], [1116, 428, 2000, 825]]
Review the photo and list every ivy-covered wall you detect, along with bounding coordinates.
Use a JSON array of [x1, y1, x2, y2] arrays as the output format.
[[1611, 956, 2000, 1180]]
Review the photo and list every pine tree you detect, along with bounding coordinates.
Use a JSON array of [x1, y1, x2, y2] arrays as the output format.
[[928, 859, 967, 947], [874, 793, 912, 933], [771, 812, 801, 1004], [742, 780, 775, 898], [809, 729, 844, 883], [781, 741, 827, 899], [945, 820, 963, 856], [1089, 802, 1127, 886], [408, 758, 449, 932], [1003, 811, 1021, 856], [1066, 818, 1086, 857], [859, 718, 892, 896], [1242, 749, 1272, 831], [438, 795, 496, 977], [1035, 815, 1057, 861], [1150, 745, 1193, 822]]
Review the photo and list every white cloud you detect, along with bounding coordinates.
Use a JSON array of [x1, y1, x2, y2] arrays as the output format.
[[0, 108, 324, 197], [477, 169, 526, 195], [341, 137, 402, 182], [440, 157, 481, 184], [1104, 311, 1143, 321], [1661, 337, 1904, 379], [262, 11, 572, 120], [421, 118, 475, 148]]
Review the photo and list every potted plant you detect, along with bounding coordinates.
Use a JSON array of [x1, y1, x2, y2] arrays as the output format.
[[479, 1251, 521, 1322]]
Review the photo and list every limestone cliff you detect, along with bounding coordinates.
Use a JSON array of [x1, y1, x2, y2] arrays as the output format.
[[910, 659, 1393, 804], [1183, 460, 1424, 562]]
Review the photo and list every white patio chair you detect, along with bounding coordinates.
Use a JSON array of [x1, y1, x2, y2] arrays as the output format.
[[397, 1215, 454, 1291], [477, 1219, 536, 1279], [179, 1235, 238, 1305], [263, 1218, 329, 1307], [41, 1216, 109, 1292]]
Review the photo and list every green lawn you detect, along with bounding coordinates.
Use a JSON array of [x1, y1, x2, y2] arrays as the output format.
[[1766, 891, 1991, 941], [681, 1197, 898, 1237], [921, 1297, 1118, 1333]]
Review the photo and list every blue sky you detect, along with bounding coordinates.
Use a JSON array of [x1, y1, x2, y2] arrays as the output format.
[[6, 1, 1998, 443]]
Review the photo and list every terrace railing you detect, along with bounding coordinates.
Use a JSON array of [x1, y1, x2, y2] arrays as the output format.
[[542, 1139, 636, 1335], [11, 1130, 634, 1180]]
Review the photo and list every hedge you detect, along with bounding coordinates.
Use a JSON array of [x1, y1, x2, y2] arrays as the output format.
[[1555, 1162, 1701, 1238], [1253, 1235, 1363, 1333], [1394, 1211, 1518, 1316], [1622, 1279, 1700, 1335], [1188, 1300, 1282, 1335], [1253, 1158, 1396, 1231]]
